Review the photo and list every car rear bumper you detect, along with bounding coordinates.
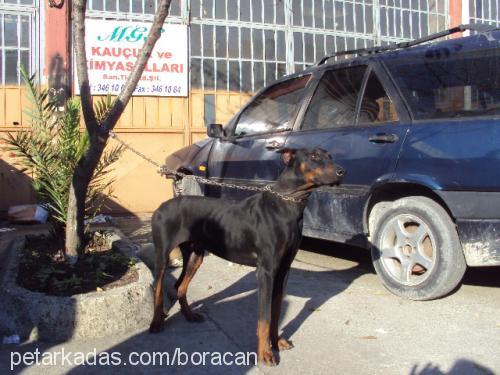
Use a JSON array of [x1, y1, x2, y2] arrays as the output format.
[[457, 219, 500, 266]]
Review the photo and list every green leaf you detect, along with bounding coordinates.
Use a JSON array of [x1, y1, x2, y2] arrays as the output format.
[[1, 67, 123, 239]]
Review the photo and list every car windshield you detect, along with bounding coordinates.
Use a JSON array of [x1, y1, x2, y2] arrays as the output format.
[[384, 41, 500, 120], [234, 75, 311, 136]]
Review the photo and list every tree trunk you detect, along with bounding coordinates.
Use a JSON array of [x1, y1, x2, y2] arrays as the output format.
[[67, 0, 172, 259], [65, 183, 79, 259], [65, 138, 107, 258]]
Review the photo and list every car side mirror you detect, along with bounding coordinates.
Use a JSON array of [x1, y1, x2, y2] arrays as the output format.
[[207, 123, 224, 138]]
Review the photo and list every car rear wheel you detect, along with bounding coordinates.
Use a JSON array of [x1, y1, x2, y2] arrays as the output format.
[[370, 196, 467, 300]]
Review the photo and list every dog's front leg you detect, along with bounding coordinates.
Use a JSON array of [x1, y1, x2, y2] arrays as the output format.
[[271, 268, 294, 352], [256, 265, 276, 366]]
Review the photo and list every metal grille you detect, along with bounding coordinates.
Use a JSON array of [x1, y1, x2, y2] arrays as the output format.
[[87, 0, 182, 18], [0, 0, 35, 4], [468, 0, 499, 26], [379, 0, 448, 41], [87, 0, 449, 94], [0, 1, 37, 85], [190, 24, 288, 93]]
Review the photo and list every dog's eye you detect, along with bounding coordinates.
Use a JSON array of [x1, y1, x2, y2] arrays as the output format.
[[311, 154, 320, 161]]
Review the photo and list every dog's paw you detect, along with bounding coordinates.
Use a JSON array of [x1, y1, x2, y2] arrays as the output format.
[[149, 314, 166, 333], [258, 350, 277, 367], [149, 321, 164, 333], [274, 337, 294, 351], [186, 312, 205, 323]]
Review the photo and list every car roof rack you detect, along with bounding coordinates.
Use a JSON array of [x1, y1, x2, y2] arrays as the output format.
[[316, 23, 499, 66]]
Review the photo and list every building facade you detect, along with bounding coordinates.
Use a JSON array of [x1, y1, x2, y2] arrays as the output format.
[[0, 0, 498, 214]]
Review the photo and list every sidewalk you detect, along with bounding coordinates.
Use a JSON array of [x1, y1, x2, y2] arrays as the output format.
[[1, 216, 499, 374]]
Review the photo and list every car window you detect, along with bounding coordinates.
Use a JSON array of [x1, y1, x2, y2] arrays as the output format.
[[358, 71, 399, 124], [234, 75, 311, 137], [301, 66, 366, 130], [384, 47, 500, 120]]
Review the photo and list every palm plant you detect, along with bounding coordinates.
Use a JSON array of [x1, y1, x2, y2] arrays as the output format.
[[3, 67, 123, 246]]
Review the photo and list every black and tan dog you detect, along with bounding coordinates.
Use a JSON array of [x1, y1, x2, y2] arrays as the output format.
[[149, 148, 345, 365]]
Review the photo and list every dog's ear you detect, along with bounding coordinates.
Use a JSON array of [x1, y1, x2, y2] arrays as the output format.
[[276, 148, 297, 165]]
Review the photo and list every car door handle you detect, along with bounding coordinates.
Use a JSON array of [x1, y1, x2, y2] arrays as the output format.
[[265, 140, 285, 150], [369, 133, 399, 143]]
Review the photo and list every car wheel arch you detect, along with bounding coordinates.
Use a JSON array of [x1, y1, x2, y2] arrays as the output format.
[[365, 182, 455, 238]]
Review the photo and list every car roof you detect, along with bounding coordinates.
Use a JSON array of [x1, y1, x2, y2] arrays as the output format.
[[274, 25, 500, 83], [379, 29, 500, 64]]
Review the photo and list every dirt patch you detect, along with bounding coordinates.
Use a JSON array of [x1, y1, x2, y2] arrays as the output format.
[[17, 231, 138, 296]]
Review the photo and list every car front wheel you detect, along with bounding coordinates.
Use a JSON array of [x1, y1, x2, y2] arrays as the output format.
[[370, 196, 467, 300]]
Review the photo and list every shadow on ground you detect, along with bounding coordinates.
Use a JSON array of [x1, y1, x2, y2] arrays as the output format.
[[2, 222, 498, 374], [411, 359, 495, 375], [62, 238, 370, 374]]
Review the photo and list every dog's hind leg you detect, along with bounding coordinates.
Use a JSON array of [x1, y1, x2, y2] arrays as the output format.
[[256, 264, 277, 366], [177, 244, 205, 322], [149, 213, 178, 333], [174, 242, 194, 292], [149, 253, 168, 333]]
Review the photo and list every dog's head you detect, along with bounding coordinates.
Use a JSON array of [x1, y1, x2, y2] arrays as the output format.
[[278, 148, 345, 187]]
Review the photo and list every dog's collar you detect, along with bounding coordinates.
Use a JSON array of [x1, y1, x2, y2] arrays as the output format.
[[266, 183, 315, 203]]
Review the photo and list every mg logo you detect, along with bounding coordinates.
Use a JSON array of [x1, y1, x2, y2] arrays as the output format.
[[97, 26, 165, 43]]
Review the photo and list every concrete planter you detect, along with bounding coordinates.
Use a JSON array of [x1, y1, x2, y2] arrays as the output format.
[[0, 231, 154, 342]]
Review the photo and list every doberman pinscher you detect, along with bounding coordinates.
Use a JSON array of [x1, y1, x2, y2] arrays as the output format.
[[149, 148, 345, 366]]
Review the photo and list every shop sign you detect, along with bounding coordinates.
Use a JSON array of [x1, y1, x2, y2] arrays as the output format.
[[74, 19, 188, 97]]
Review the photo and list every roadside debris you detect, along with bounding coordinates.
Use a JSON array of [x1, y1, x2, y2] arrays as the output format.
[[8, 205, 48, 224], [84, 214, 111, 224]]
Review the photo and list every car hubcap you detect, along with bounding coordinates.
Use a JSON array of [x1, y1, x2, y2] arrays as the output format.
[[379, 214, 436, 286]]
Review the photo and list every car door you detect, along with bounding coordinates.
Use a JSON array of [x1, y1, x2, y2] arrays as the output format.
[[205, 74, 313, 199], [284, 64, 411, 244]]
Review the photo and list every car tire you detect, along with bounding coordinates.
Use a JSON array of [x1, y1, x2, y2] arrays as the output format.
[[370, 196, 467, 301]]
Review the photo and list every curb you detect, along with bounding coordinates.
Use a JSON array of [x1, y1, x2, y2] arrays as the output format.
[[0, 230, 154, 342]]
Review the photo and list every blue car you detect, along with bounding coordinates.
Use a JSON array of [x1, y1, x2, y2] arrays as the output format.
[[164, 25, 500, 300]]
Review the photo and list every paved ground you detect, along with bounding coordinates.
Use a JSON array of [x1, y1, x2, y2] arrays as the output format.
[[1, 215, 499, 374]]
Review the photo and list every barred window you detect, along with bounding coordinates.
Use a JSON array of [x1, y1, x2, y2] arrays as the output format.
[[87, 0, 182, 16], [88, 0, 453, 95], [0, 1, 36, 85], [190, 18, 288, 93], [469, 0, 500, 27], [379, 0, 447, 39]]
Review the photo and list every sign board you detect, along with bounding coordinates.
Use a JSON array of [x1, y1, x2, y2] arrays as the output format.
[[74, 20, 188, 97]]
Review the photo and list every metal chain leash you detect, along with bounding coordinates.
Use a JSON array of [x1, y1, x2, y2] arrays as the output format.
[[109, 131, 163, 170], [109, 130, 305, 203]]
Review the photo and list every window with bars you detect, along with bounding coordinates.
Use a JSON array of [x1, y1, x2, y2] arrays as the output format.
[[87, 0, 182, 17], [290, 0, 377, 71], [379, 0, 447, 40], [191, 0, 286, 24], [87, 0, 450, 96], [190, 23, 288, 93], [190, 0, 289, 94], [469, 0, 499, 26], [0, 1, 36, 85]]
